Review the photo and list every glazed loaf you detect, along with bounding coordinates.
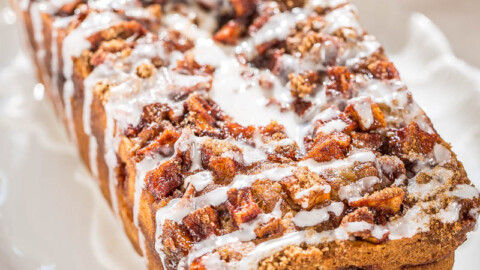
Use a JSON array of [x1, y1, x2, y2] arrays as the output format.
[[12, 0, 480, 269]]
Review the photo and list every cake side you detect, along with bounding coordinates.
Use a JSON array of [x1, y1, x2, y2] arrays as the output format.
[[12, 0, 480, 269]]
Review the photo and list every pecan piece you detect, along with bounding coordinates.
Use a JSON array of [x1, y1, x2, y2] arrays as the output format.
[[377, 155, 406, 183], [388, 121, 440, 159], [229, 0, 256, 18], [201, 139, 243, 183], [350, 131, 383, 151], [367, 61, 400, 80], [87, 21, 147, 51], [326, 66, 352, 98], [344, 97, 386, 131], [136, 62, 155, 78], [288, 70, 319, 98], [349, 187, 405, 215], [305, 131, 351, 163], [214, 20, 244, 45], [164, 30, 194, 52], [254, 218, 284, 238], [162, 220, 193, 259], [90, 38, 131, 66], [145, 159, 182, 200], [251, 179, 283, 213], [226, 188, 262, 225], [281, 167, 331, 209], [185, 94, 224, 134], [136, 128, 181, 158], [183, 206, 221, 242], [174, 55, 215, 76]]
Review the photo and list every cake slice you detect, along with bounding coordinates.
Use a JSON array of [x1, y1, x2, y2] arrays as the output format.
[[12, 0, 480, 269]]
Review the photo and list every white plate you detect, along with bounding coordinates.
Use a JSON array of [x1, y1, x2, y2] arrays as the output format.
[[0, 1, 479, 269]]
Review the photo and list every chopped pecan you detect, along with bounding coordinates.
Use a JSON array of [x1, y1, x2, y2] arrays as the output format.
[[288, 70, 319, 98], [259, 121, 288, 139], [342, 207, 375, 224], [350, 187, 405, 215], [344, 97, 386, 131], [142, 103, 177, 124], [201, 139, 242, 182], [190, 257, 207, 270], [145, 159, 183, 200], [377, 155, 406, 183], [226, 188, 262, 225], [73, 50, 93, 79], [249, 7, 275, 34], [286, 16, 326, 53], [90, 39, 131, 66], [229, 0, 256, 18], [388, 121, 440, 159], [367, 61, 400, 80], [353, 161, 379, 180], [185, 94, 224, 134], [305, 131, 351, 163], [350, 131, 383, 151], [163, 30, 194, 52], [214, 20, 244, 45], [136, 62, 155, 78], [136, 128, 181, 157], [223, 121, 255, 140], [87, 21, 147, 51], [256, 40, 283, 55], [326, 66, 352, 98], [254, 218, 284, 238], [275, 0, 305, 10], [281, 167, 331, 209], [174, 55, 215, 76], [162, 220, 193, 259], [217, 242, 255, 262], [265, 139, 299, 163], [183, 206, 221, 242], [251, 179, 283, 213]]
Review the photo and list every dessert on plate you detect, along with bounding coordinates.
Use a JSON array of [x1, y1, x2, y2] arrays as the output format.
[[11, 0, 480, 269]]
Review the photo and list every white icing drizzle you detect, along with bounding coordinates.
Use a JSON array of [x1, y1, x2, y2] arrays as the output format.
[[349, 96, 374, 129], [184, 171, 214, 191], [437, 201, 461, 223], [323, 4, 361, 36], [433, 144, 452, 164], [316, 119, 348, 134], [62, 11, 122, 144], [298, 151, 376, 174], [407, 167, 454, 200], [292, 202, 343, 227], [252, 9, 306, 46], [338, 176, 379, 202], [448, 184, 480, 200], [342, 221, 389, 240], [387, 204, 431, 240]]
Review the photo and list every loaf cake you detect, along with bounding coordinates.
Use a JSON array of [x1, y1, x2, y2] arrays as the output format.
[[11, 0, 480, 269]]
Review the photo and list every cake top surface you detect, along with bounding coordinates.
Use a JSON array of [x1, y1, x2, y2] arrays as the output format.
[[24, 0, 480, 268]]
